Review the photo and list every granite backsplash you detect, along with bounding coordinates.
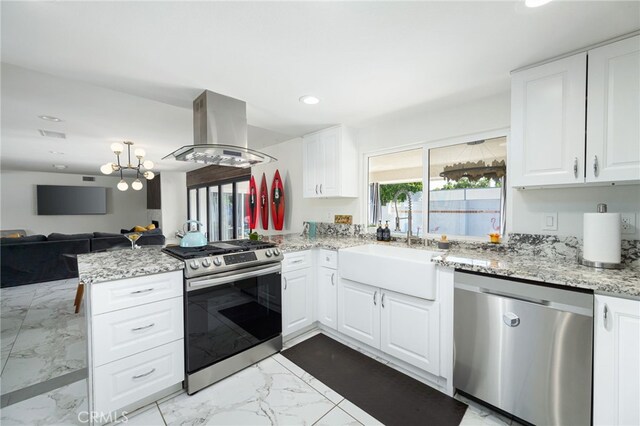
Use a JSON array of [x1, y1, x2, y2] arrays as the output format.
[[302, 222, 639, 265]]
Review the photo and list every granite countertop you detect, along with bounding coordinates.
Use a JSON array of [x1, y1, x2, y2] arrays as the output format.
[[433, 249, 640, 298], [262, 233, 640, 299], [77, 246, 184, 285]]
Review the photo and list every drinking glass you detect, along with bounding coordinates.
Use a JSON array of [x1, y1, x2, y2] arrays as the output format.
[[124, 232, 141, 249]]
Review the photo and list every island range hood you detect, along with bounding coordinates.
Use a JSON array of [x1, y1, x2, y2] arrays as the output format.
[[164, 90, 276, 167]]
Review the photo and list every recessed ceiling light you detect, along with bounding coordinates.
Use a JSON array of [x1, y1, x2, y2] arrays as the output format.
[[52, 164, 68, 170], [38, 115, 63, 122], [49, 150, 65, 155], [525, 0, 552, 7], [299, 95, 320, 105]]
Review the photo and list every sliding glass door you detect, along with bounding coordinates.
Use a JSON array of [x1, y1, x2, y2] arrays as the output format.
[[188, 177, 250, 242]]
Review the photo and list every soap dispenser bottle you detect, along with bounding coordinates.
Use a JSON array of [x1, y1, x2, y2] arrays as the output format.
[[376, 221, 383, 241], [383, 221, 391, 241]]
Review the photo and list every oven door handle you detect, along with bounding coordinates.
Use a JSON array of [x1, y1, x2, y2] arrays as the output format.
[[187, 264, 282, 291]]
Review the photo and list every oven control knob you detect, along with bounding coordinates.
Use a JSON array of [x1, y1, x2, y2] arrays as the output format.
[[265, 249, 273, 257], [213, 257, 222, 266], [202, 259, 211, 268], [273, 248, 281, 256], [190, 260, 199, 270]]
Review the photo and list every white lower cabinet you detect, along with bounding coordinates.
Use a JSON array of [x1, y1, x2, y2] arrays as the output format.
[[282, 266, 314, 336], [93, 339, 184, 415], [337, 279, 380, 347], [317, 266, 338, 329], [337, 278, 440, 374], [593, 294, 640, 426], [380, 290, 440, 376], [87, 271, 184, 423], [92, 297, 183, 367]]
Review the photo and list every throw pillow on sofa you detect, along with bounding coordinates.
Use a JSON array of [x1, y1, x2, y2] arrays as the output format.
[[47, 233, 94, 241]]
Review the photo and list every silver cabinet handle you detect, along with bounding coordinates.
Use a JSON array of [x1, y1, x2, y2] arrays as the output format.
[[573, 157, 578, 178], [131, 288, 154, 295], [315, 184, 318, 194], [283, 277, 287, 290], [319, 184, 323, 194], [131, 323, 155, 332], [603, 303, 608, 329], [593, 155, 599, 176], [132, 368, 156, 380], [330, 273, 335, 286], [290, 259, 304, 264], [381, 293, 385, 308], [373, 291, 377, 306]]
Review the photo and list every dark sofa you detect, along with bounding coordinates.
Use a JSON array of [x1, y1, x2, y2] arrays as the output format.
[[0, 230, 165, 288]]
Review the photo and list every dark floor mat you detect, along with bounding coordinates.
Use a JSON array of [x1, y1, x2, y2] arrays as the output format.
[[282, 333, 467, 426]]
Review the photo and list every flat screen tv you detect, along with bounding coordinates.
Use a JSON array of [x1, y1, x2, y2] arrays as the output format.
[[37, 185, 107, 215]]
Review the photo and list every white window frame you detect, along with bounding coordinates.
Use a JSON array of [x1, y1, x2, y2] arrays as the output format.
[[361, 127, 510, 242]]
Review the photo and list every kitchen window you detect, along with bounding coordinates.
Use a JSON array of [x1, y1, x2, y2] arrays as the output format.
[[366, 134, 507, 239], [368, 148, 424, 237], [188, 177, 251, 241], [428, 136, 506, 237]]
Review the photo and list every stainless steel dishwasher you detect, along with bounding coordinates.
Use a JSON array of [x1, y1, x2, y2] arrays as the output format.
[[454, 271, 593, 426]]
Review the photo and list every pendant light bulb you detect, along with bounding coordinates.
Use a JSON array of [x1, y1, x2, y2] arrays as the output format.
[[134, 148, 146, 158], [100, 163, 114, 175], [131, 179, 143, 191], [143, 171, 155, 180], [110, 143, 123, 154], [117, 180, 128, 191], [142, 160, 154, 169]]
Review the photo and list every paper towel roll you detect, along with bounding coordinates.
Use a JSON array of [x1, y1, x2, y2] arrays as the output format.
[[583, 212, 621, 264]]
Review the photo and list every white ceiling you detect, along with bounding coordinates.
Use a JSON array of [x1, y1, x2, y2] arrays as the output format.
[[1, 1, 638, 175]]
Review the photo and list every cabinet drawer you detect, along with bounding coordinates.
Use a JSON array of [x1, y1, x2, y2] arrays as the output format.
[[93, 339, 184, 415], [318, 249, 337, 269], [91, 271, 182, 315], [92, 297, 184, 366], [283, 250, 312, 272]]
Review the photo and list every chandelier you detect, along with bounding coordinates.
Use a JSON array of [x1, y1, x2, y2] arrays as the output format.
[[100, 141, 155, 191]]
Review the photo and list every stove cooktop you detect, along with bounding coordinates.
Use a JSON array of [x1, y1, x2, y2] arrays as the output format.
[[163, 239, 277, 260]]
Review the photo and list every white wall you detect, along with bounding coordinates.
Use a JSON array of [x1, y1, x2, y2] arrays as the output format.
[[263, 90, 639, 240], [250, 137, 360, 236], [160, 171, 187, 244], [511, 185, 640, 239], [0, 170, 148, 235]]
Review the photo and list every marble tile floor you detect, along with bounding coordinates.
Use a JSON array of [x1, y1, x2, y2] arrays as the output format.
[[1, 278, 86, 395], [0, 289, 520, 426], [1, 328, 520, 426]]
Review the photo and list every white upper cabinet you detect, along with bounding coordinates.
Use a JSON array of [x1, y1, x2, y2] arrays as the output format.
[[587, 36, 640, 183], [302, 125, 358, 198], [510, 52, 587, 187], [510, 35, 640, 188]]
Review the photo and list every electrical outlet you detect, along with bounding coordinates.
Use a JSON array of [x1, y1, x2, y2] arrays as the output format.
[[541, 212, 558, 231], [621, 213, 636, 235]]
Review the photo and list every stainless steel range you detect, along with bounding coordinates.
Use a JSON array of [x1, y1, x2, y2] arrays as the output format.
[[163, 240, 284, 394]]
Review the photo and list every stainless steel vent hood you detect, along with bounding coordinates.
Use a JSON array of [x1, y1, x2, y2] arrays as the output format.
[[164, 90, 276, 167]]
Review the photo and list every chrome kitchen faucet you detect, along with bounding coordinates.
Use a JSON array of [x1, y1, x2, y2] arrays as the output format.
[[393, 189, 413, 246]]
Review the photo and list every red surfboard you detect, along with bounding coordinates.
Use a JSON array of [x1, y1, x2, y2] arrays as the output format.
[[271, 170, 285, 231], [260, 173, 269, 230], [247, 176, 258, 230]]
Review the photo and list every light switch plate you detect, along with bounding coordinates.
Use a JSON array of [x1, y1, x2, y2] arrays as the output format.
[[621, 213, 636, 234], [541, 212, 558, 231]]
